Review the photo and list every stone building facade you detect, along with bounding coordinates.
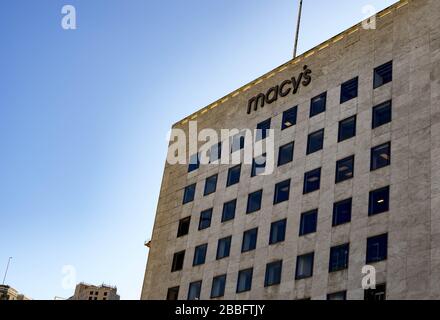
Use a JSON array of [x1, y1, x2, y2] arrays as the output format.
[[142, 0, 440, 300]]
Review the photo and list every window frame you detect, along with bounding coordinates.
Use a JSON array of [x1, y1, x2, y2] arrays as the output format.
[[273, 179, 291, 204], [307, 129, 324, 155], [198, 208, 213, 230], [370, 142, 391, 171], [372, 100, 392, 129], [338, 115, 357, 142], [278, 142, 294, 166], [329, 243, 350, 273], [340, 77, 359, 104], [310, 92, 327, 118], [242, 228, 258, 253], [264, 260, 283, 287], [204, 174, 218, 196], [216, 236, 232, 260], [282, 106, 298, 130], [299, 209, 318, 236], [335, 155, 355, 183], [303, 168, 321, 194], [177, 216, 191, 238], [221, 199, 236, 223], [333, 198, 352, 226], [269, 219, 287, 245], [226, 164, 241, 187], [246, 190, 263, 214]]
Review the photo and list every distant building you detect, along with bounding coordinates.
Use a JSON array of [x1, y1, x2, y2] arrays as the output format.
[[69, 283, 120, 300], [0, 285, 30, 300]]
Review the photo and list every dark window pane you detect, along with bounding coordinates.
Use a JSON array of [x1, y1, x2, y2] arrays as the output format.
[[251, 154, 266, 177], [299, 210, 318, 236], [373, 100, 392, 129], [247, 190, 263, 213], [231, 133, 245, 153], [183, 184, 196, 204], [264, 261, 282, 287], [329, 243, 350, 272], [274, 179, 291, 204], [364, 284, 386, 301], [327, 291, 347, 300], [204, 175, 218, 196], [227, 165, 241, 187], [366, 234, 388, 263], [171, 251, 185, 272], [338, 116, 356, 142], [222, 200, 236, 222], [282, 106, 298, 130], [303, 168, 321, 194], [278, 142, 294, 166], [236, 268, 253, 293], [310, 92, 327, 117], [333, 199, 352, 226], [269, 219, 287, 245], [369, 186, 390, 216], [199, 209, 212, 230], [256, 119, 271, 141], [307, 129, 324, 155], [374, 61, 393, 89], [167, 287, 179, 300], [211, 275, 226, 298], [188, 281, 202, 300], [188, 153, 200, 173], [209, 142, 222, 163], [242, 228, 258, 252], [177, 217, 191, 237], [216, 236, 232, 260], [335, 156, 355, 183], [340, 77, 358, 104], [193, 244, 208, 266], [371, 142, 391, 171], [296, 253, 314, 279]]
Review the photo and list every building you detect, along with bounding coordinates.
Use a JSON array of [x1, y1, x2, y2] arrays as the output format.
[[0, 285, 30, 300], [141, 0, 440, 300], [69, 283, 120, 300]]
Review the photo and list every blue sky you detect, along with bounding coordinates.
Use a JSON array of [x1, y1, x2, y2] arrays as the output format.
[[0, 0, 396, 300]]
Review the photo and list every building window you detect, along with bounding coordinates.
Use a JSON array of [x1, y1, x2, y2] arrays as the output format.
[[307, 129, 324, 155], [340, 77, 358, 104], [327, 291, 347, 300], [222, 199, 236, 222], [338, 116, 356, 142], [269, 219, 287, 245], [369, 186, 390, 216], [299, 209, 318, 236], [166, 287, 179, 300], [371, 142, 391, 171], [193, 244, 208, 266], [335, 155, 354, 183], [264, 260, 283, 287], [278, 142, 294, 166], [364, 284, 386, 301], [246, 190, 263, 214], [242, 228, 258, 252], [310, 92, 327, 117], [231, 133, 245, 153], [199, 209, 212, 230], [256, 118, 271, 141], [333, 198, 352, 226], [329, 243, 350, 272], [187, 281, 202, 300], [273, 179, 291, 204], [177, 217, 191, 237], [282, 106, 298, 130], [366, 234, 388, 263], [251, 154, 266, 177], [295, 253, 314, 279], [216, 236, 232, 260], [211, 275, 226, 298], [209, 142, 222, 163], [236, 268, 253, 293], [204, 174, 218, 196], [171, 250, 185, 272], [374, 61, 393, 89], [88, 297, 93, 300], [183, 184, 196, 204], [188, 153, 200, 173], [303, 168, 321, 194], [372, 100, 392, 129], [226, 165, 241, 187]]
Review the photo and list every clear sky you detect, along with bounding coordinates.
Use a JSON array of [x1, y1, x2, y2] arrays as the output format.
[[0, 0, 396, 300]]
